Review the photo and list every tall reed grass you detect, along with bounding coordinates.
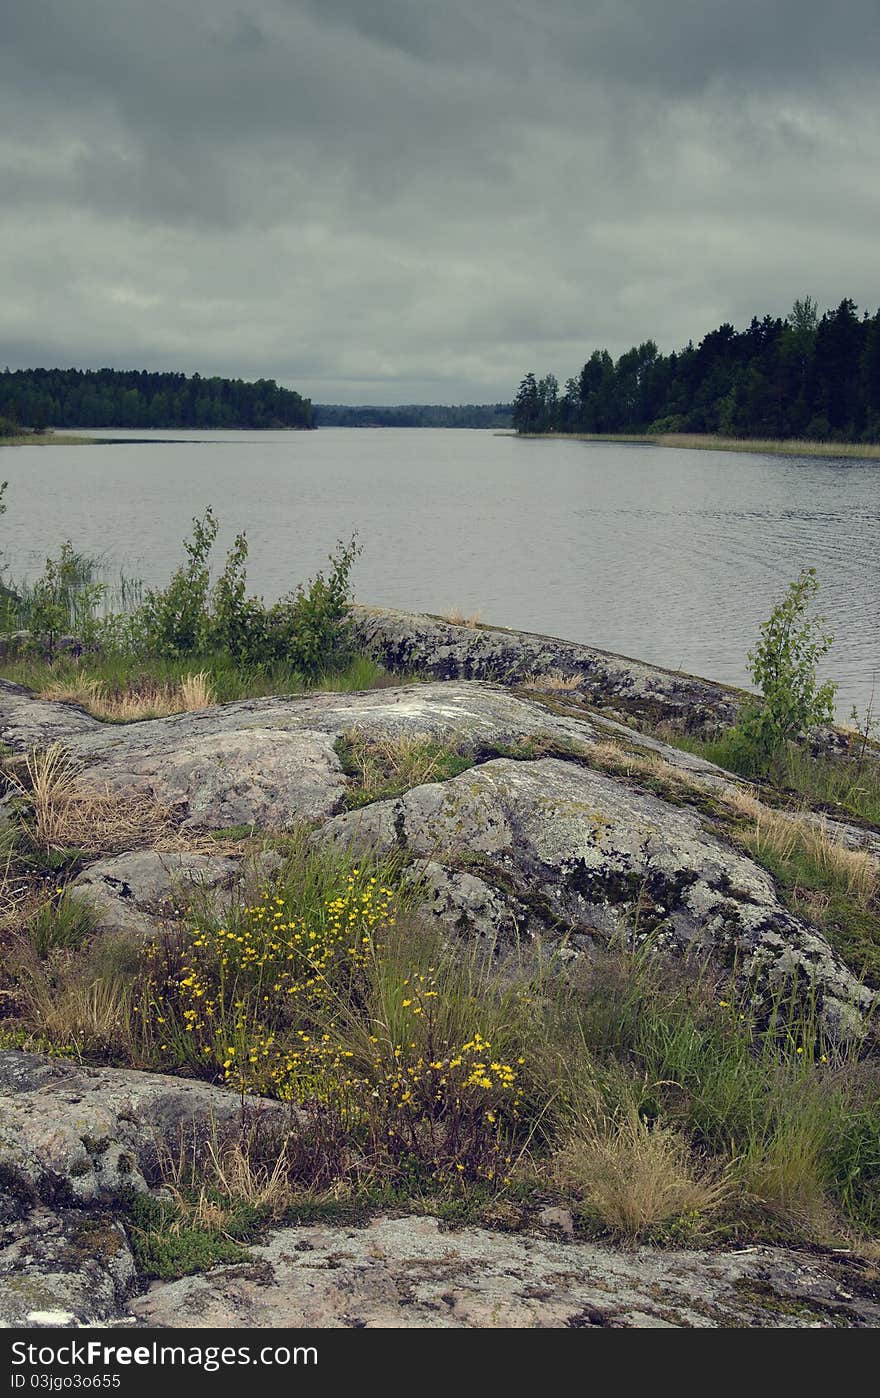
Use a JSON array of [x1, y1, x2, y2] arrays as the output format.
[[514, 431, 880, 461]]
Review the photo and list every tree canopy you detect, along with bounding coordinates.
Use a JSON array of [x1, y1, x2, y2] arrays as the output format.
[[513, 298, 880, 442], [0, 367, 313, 430], [314, 403, 512, 428]]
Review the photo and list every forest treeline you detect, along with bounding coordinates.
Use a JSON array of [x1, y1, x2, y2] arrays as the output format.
[[315, 402, 512, 428], [0, 367, 313, 430], [513, 298, 880, 441]]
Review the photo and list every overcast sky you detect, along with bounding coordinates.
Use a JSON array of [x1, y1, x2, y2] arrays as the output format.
[[2, 1, 878, 404]]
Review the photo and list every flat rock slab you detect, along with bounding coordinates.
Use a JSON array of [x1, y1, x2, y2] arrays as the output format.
[[131, 1213, 880, 1329], [324, 758, 875, 1034], [1, 681, 611, 831], [0, 676, 732, 837], [49, 724, 346, 833], [0, 678, 102, 751], [0, 1052, 274, 1207], [68, 848, 287, 940]]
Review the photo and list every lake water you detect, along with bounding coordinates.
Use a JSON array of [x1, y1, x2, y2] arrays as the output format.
[[1, 428, 877, 719]]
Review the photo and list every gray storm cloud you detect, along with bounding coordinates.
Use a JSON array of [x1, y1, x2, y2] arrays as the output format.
[[1, 1, 878, 402]]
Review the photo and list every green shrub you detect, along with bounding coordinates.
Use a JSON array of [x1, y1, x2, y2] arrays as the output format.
[[731, 568, 836, 771], [118, 509, 360, 678], [263, 535, 360, 676], [1, 543, 107, 649], [210, 528, 261, 663], [140, 507, 219, 658], [0, 650, 389, 710], [1, 494, 362, 682]]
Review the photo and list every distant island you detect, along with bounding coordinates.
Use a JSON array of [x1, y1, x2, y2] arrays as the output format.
[[513, 297, 880, 444], [314, 403, 512, 428], [0, 367, 313, 431]]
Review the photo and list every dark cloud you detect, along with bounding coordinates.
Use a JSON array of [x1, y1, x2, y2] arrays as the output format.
[[1, 2, 878, 402], [549, 1, 880, 92]]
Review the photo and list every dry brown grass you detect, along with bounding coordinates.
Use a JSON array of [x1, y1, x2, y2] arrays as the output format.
[[725, 786, 878, 908], [525, 671, 583, 692], [178, 672, 214, 711], [41, 670, 215, 721], [345, 732, 447, 794], [158, 1129, 294, 1226], [554, 1105, 727, 1240], [152, 829, 255, 858], [157, 1113, 344, 1228], [2, 925, 148, 1056], [6, 743, 175, 854], [439, 608, 482, 628], [40, 677, 105, 709], [202, 1133, 296, 1218], [0, 841, 32, 924], [10, 944, 136, 1055], [586, 738, 720, 800]]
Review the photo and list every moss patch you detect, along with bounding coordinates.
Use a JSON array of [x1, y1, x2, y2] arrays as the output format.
[[127, 1194, 253, 1281]]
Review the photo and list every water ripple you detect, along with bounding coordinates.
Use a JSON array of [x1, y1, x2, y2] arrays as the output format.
[[2, 429, 877, 719]]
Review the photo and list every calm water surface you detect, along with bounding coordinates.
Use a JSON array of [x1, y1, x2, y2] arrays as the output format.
[[2, 429, 877, 718]]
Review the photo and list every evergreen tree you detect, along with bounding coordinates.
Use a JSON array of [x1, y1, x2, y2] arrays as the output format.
[[512, 373, 541, 432], [514, 297, 880, 444], [0, 367, 314, 430]]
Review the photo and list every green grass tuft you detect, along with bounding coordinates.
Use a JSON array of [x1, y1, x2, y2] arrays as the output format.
[[29, 890, 96, 959], [335, 731, 475, 807], [673, 731, 880, 828], [0, 650, 397, 711], [127, 1195, 252, 1280]]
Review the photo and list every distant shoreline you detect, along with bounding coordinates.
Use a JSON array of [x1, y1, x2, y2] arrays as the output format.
[[5, 427, 879, 462], [0, 431, 96, 447], [0, 430, 289, 447], [507, 430, 880, 462]]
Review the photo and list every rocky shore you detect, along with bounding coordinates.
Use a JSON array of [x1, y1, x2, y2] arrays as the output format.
[[1, 608, 878, 1328], [348, 605, 744, 732]]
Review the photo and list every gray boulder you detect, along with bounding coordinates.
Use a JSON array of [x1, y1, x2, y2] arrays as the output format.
[[349, 605, 743, 732], [0, 1209, 136, 1329], [0, 1052, 275, 1207], [323, 757, 875, 1035], [1, 677, 874, 1027], [0, 678, 102, 751], [0, 678, 726, 832], [70, 849, 249, 939]]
